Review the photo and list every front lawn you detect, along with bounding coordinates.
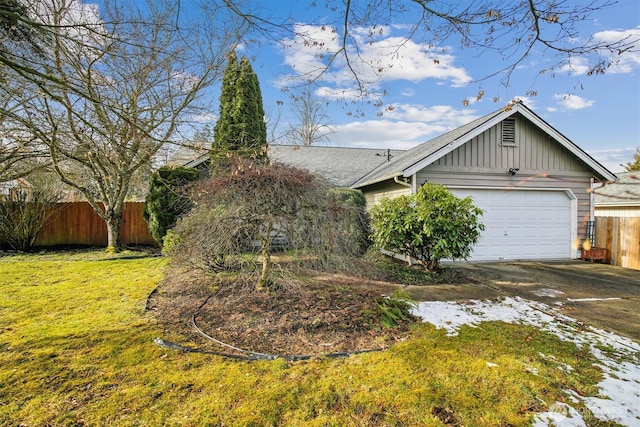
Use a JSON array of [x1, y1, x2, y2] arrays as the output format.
[[0, 250, 618, 426]]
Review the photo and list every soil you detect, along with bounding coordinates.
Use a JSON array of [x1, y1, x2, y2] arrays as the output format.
[[148, 259, 640, 354], [148, 266, 419, 358]]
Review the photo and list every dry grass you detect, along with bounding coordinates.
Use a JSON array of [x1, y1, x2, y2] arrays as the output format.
[[0, 250, 607, 426]]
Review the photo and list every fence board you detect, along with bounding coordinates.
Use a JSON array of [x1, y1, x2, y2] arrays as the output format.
[[595, 216, 640, 270], [33, 202, 157, 247]]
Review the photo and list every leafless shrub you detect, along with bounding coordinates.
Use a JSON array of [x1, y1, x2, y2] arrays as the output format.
[[0, 184, 62, 251]]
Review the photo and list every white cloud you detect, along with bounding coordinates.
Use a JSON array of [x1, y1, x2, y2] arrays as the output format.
[[383, 104, 479, 126], [281, 24, 341, 76], [348, 36, 472, 87], [314, 86, 382, 102], [329, 120, 444, 149], [190, 112, 217, 123], [277, 24, 471, 96], [593, 26, 640, 74], [556, 26, 640, 76], [512, 96, 537, 110], [171, 71, 201, 92], [327, 104, 479, 149], [30, 0, 105, 45], [553, 94, 595, 110], [557, 57, 591, 75]]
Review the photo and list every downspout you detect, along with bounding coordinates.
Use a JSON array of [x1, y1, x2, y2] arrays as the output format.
[[394, 175, 412, 191], [589, 177, 595, 222]]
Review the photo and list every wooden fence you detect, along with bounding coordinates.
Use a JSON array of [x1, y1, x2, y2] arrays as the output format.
[[32, 202, 158, 247], [594, 216, 640, 270]]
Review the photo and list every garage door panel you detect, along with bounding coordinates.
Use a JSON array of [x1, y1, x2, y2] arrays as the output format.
[[450, 189, 571, 261]]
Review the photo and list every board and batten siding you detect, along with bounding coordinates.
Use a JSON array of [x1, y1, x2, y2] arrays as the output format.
[[415, 115, 596, 245], [429, 115, 591, 172]]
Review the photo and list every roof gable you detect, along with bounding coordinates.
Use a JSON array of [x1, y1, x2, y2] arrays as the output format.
[[352, 102, 616, 188]]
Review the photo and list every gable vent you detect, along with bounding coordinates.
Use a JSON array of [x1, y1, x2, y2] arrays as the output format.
[[502, 118, 516, 146]]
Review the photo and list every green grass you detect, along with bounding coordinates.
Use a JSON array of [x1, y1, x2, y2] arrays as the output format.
[[0, 250, 608, 426]]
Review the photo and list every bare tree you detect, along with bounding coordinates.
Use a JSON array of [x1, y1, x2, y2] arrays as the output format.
[[0, 175, 62, 251], [222, 0, 638, 95], [286, 87, 333, 146], [1, 0, 245, 251]]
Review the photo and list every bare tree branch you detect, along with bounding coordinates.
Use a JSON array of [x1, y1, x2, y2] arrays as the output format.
[[222, 0, 638, 95]]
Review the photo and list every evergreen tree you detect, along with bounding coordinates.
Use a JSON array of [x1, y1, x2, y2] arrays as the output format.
[[143, 166, 200, 246], [212, 51, 268, 163]]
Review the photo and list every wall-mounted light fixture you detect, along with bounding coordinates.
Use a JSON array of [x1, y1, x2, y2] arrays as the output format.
[[508, 168, 519, 176]]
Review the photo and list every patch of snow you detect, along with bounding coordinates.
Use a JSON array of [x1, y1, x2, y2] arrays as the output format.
[[579, 360, 640, 426], [532, 403, 587, 427], [566, 297, 621, 302], [411, 301, 481, 336], [532, 288, 565, 298], [412, 297, 640, 427], [539, 352, 574, 373]]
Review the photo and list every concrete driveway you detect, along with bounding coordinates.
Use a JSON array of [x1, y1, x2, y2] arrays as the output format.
[[406, 261, 640, 342]]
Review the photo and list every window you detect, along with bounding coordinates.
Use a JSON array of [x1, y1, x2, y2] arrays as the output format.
[[501, 117, 517, 146]]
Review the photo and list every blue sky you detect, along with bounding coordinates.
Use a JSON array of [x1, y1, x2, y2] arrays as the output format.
[[225, 0, 639, 173]]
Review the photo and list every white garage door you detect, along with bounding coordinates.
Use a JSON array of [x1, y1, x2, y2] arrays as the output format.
[[449, 189, 572, 261]]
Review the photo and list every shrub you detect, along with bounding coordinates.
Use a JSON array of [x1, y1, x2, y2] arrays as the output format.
[[369, 183, 484, 271], [166, 160, 370, 290], [0, 185, 61, 251], [377, 289, 417, 328], [143, 166, 200, 246]]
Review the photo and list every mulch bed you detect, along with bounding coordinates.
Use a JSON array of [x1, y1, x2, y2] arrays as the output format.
[[148, 267, 416, 358]]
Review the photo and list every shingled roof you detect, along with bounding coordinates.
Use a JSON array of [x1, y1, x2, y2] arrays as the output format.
[[268, 145, 404, 187], [595, 171, 640, 207], [174, 145, 405, 187]]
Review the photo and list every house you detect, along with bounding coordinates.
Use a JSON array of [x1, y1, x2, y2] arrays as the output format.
[[0, 178, 35, 200], [179, 102, 616, 262], [594, 171, 640, 217], [351, 102, 616, 261]]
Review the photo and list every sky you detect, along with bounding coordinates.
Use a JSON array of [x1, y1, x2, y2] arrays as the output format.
[[84, 0, 639, 173], [228, 0, 640, 174]]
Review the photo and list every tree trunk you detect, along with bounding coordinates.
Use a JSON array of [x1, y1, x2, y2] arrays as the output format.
[[256, 221, 274, 290], [105, 211, 122, 253], [257, 246, 271, 291]]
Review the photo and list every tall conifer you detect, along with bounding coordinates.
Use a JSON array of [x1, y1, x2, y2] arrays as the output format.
[[212, 51, 268, 163]]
